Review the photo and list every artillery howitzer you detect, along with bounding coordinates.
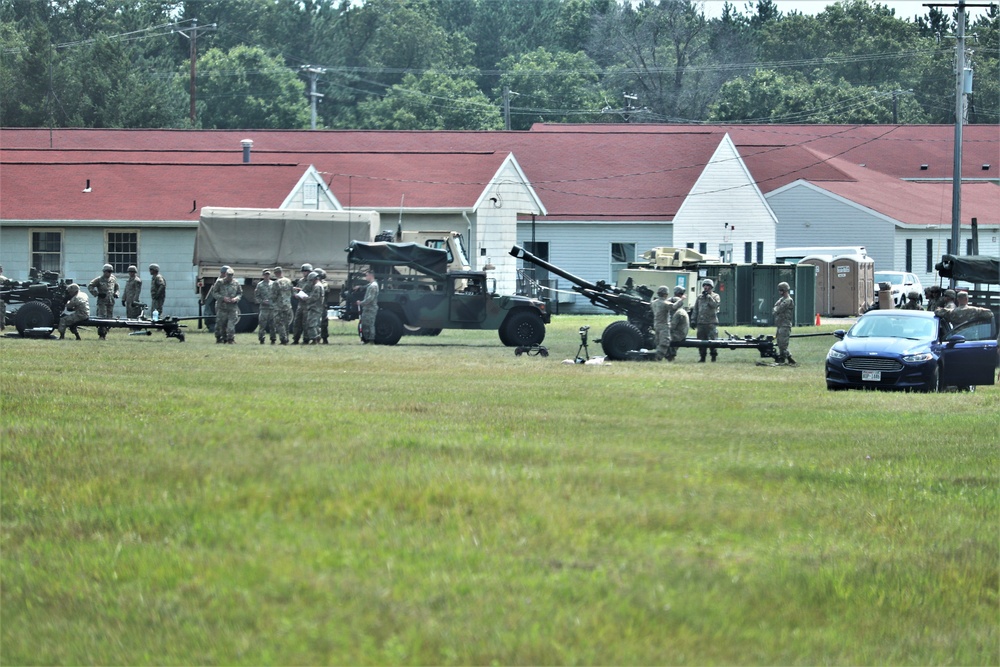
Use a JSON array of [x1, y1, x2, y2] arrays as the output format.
[[510, 245, 786, 362], [2, 271, 191, 341]]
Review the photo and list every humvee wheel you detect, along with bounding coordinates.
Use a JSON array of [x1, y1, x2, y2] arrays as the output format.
[[374, 310, 404, 345], [15, 301, 55, 336], [600, 320, 643, 360], [501, 310, 545, 347], [235, 295, 259, 334]]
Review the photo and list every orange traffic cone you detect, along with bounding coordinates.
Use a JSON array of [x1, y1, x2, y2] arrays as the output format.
[[815, 313, 821, 326]]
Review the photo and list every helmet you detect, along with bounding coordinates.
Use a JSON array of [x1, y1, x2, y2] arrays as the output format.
[[225, 268, 234, 276], [673, 286, 686, 296], [148, 263, 159, 272], [315, 268, 327, 280], [220, 265, 231, 275], [127, 265, 137, 273], [300, 263, 313, 273], [102, 263, 113, 272], [907, 290, 919, 299], [307, 271, 319, 281], [777, 282, 790, 292], [942, 289, 956, 299], [656, 286, 669, 297], [702, 278, 714, 288], [66, 283, 80, 295]]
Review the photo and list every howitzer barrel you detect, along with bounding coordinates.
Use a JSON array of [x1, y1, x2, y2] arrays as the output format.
[[510, 245, 602, 292]]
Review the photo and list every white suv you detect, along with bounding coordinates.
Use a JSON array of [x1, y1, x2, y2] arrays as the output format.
[[874, 271, 924, 307]]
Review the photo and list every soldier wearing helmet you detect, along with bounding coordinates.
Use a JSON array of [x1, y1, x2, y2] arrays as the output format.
[[924, 285, 942, 311], [58, 283, 90, 340], [255, 268, 276, 345], [900, 290, 921, 310], [214, 268, 242, 344], [359, 269, 380, 344], [773, 281, 796, 365], [691, 277, 720, 362], [148, 263, 166, 317], [122, 265, 142, 318], [88, 263, 119, 339], [664, 286, 690, 361], [314, 268, 330, 343], [299, 271, 326, 344], [271, 267, 293, 344], [651, 286, 672, 360], [291, 263, 315, 344]]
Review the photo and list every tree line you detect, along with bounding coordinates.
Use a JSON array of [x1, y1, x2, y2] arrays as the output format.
[[1, 0, 997, 130]]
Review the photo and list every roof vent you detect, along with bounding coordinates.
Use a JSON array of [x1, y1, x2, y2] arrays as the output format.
[[920, 164, 928, 170], [983, 164, 991, 170], [241, 139, 253, 164]]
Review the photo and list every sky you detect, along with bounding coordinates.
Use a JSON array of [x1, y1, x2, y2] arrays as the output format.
[[699, 0, 993, 20]]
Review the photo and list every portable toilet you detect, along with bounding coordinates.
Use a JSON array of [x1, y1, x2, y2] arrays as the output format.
[[699, 264, 738, 327], [829, 254, 873, 316], [800, 255, 833, 316]]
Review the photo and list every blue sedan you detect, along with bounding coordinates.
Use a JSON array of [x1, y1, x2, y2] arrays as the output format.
[[825, 309, 997, 392]]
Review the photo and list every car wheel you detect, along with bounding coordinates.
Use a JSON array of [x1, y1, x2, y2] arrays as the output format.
[[15, 301, 55, 336], [600, 320, 643, 360], [374, 309, 404, 345], [501, 310, 545, 347]]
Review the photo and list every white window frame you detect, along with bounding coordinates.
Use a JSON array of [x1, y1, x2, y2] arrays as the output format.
[[610, 242, 636, 284], [105, 229, 140, 274], [30, 228, 64, 275]]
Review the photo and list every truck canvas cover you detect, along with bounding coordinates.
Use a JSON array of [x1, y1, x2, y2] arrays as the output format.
[[936, 255, 1000, 284], [194, 207, 379, 269], [348, 241, 448, 278]]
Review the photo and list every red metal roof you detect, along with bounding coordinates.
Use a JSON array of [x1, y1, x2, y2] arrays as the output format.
[[2, 125, 997, 225]]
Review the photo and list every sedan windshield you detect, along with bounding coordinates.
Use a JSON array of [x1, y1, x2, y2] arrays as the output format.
[[874, 272, 904, 286], [848, 316, 936, 340]]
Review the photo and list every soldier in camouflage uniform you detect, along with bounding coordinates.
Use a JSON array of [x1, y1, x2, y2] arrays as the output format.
[[650, 286, 672, 361], [937, 291, 992, 327], [148, 263, 166, 315], [255, 269, 276, 344], [271, 266, 293, 345], [692, 278, 720, 362], [58, 283, 89, 340], [924, 285, 942, 311], [315, 268, 331, 344], [291, 263, 313, 344], [0, 264, 8, 331], [122, 266, 143, 318], [666, 286, 689, 361], [900, 290, 921, 310], [772, 281, 796, 365], [88, 264, 119, 340], [214, 268, 243, 344], [302, 272, 326, 344], [359, 269, 380, 344]]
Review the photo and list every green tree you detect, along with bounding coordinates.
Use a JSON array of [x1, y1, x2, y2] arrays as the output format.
[[187, 45, 310, 129], [496, 48, 605, 129], [356, 69, 501, 129]]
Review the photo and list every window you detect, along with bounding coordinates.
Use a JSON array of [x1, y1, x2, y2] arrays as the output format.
[[756, 241, 764, 263], [106, 231, 138, 273], [926, 239, 934, 273], [698, 242, 707, 254], [31, 230, 62, 274], [303, 182, 318, 207], [610, 243, 635, 284], [966, 239, 975, 255], [905, 239, 913, 272], [744, 242, 752, 263]]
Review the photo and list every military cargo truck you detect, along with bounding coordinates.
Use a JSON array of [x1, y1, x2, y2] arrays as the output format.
[[341, 241, 549, 346], [193, 207, 469, 332]]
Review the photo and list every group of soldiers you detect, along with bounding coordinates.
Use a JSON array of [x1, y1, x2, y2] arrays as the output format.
[[204, 263, 379, 345], [651, 278, 796, 365], [58, 263, 166, 340], [898, 285, 992, 327]]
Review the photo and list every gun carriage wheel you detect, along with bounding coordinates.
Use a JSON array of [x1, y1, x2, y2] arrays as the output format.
[[599, 320, 644, 360], [15, 301, 55, 336]]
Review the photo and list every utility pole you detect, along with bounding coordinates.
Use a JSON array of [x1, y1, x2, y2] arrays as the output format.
[[174, 19, 217, 126], [890, 89, 913, 124], [300, 66, 326, 130], [503, 88, 519, 131], [923, 1, 991, 286]]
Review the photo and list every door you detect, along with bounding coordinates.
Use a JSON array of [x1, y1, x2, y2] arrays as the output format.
[[449, 275, 488, 323], [938, 319, 998, 387]]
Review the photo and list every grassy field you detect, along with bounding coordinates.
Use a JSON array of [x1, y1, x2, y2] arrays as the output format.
[[2, 315, 997, 665]]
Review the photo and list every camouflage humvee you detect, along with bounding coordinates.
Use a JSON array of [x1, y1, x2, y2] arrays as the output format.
[[341, 241, 549, 346]]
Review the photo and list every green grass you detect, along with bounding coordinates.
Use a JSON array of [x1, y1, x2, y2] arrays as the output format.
[[2, 315, 997, 665]]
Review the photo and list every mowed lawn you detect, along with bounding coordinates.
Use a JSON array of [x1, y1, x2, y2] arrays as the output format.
[[2, 315, 997, 665]]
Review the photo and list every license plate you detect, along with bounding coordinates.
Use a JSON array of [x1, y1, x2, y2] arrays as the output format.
[[862, 370, 881, 382]]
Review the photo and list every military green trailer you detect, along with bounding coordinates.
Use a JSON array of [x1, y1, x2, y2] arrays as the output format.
[[341, 241, 549, 347]]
